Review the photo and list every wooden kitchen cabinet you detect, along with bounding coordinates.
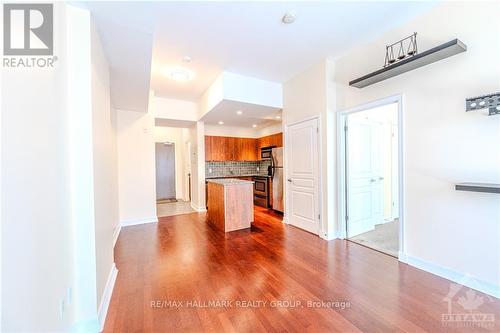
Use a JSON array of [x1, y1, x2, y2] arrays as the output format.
[[205, 133, 282, 161], [236, 138, 258, 161], [257, 133, 283, 155], [205, 136, 257, 161]]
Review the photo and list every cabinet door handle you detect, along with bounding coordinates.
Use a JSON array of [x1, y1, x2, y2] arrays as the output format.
[[287, 178, 292, 183], [370, 178, 376, 182]]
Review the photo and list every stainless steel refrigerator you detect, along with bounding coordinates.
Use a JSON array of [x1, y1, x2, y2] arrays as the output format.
[[271, 147, 284, 212]]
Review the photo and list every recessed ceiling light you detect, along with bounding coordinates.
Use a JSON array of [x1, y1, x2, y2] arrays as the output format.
[[252, 124, 257, 128], [164, 66, 194, 82], [282, 11, 296, 24], [275, 115, 281, 119], [236, 110, 243, 115], [218, 121, 224, 125]]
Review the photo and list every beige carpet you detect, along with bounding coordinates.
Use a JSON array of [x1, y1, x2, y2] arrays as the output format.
[[157, 200, 195, 218], [350, 219, 399, 257]]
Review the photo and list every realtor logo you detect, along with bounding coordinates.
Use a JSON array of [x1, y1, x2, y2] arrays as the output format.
[[3, 3, 53, 55]]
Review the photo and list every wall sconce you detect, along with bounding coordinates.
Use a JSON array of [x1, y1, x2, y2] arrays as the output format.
[[466, 92, 500, 116]]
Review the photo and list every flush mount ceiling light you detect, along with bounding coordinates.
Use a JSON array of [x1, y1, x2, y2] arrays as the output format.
[[252, 124, 257, 128], [275, 115, 281, 119], [236, 110, 243, 115], [182, 56, 192, 63], [218, 121, 224, 125], [164, 66, 194, 82], [282, 11, 296, 24]]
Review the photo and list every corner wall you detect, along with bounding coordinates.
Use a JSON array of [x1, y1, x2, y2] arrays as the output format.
[[282, 59, 337, 239], [91, 19, 119, 319], [333, 2, 500, 293], [116, 110, 157, 226]]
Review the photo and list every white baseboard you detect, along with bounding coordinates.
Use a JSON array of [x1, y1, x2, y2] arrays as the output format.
[[98, 263, 118, 332], [120, 216, 158, 227], [320, 231, 339, 241], [406, 255, 499, 299], [112, 225, 121, 248], [398, 251, 408, 263], [190, 202, 207, 212]]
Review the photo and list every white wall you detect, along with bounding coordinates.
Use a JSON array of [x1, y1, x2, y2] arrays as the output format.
[[188, 121, 206, 211], [199, 71, 283, 118], [205, 123, 282, 138], [91, 20, 119, 315], [154, 126, 189, 201], [257, 123, 283, 137], [223, 71, 282, 108], [2, 3, 75, 330], [116, 110, 157, 225], [204, 124, 258, 138], [2, 3, 119, 331], [153, 96, 198, 122], [333, 2, 500, 293]]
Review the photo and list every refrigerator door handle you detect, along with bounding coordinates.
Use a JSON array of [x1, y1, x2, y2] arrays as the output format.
[[270, 153, 275, 177]]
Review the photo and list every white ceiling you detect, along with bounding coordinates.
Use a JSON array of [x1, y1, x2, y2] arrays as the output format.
[[150, 1, 435, 101], [201, 100, 281, 128], [83, 1, 436, 108]]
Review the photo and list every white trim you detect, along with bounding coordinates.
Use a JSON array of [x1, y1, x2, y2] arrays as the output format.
[[190, 202, 207, 212], [98, 263, 118, 332], [283, 115, 322, 237], [120, 216, 158, 227], [336, 94, 406, 259], [112, 225, 121, 248], [406, 255, 499, 299], [320, 231, 340, 241]]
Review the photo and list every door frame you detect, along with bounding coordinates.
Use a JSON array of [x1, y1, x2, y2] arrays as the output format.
[[336, 94, 406, 262], [283, 115, 323, 236]]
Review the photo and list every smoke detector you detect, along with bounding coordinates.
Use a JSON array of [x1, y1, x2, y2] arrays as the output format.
[[282, 12, 296, 24]]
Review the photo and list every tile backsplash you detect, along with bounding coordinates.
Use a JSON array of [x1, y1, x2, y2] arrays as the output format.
[[206, 160, 271, 178]]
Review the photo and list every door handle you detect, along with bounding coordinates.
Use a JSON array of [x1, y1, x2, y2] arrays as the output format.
[[379, 176, 384, 180], [287, 178, 292, 183]]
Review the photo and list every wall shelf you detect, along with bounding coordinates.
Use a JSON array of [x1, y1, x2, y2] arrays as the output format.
[[349, 39, 467, 88], [455, 182, 500, 194]]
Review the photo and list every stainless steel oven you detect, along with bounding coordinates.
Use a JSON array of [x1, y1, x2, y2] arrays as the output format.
[[253, 176, 268, 207]]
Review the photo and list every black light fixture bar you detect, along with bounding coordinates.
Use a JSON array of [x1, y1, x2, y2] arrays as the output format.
[[455, 183, 500, 194], [350, 39, 467, 88]]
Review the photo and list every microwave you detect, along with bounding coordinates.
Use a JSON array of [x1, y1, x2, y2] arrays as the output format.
[[260, 146, 275, 159]]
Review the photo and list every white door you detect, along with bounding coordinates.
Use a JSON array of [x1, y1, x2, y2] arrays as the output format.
[[286, 118, 320, 235], [346, 118, 384, 237]]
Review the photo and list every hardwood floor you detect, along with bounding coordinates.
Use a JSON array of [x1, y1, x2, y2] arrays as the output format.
[[104, 207, 499, 332]]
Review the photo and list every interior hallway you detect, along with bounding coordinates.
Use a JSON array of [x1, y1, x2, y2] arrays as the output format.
[[104, 209, 499, 332], [156, 200, 195, 218]]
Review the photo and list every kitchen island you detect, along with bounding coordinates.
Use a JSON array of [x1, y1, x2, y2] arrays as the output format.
[[206, 178, 254, 232]]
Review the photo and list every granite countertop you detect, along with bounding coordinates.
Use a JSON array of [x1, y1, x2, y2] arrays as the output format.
[[206, 174, 271, 179], [207, 178, 254, 186]]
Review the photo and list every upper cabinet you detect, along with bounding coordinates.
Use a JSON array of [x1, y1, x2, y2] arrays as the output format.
[[257, 133, 283, 152], [205, 136, 257, 161], [205, 133, 282, 161]]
